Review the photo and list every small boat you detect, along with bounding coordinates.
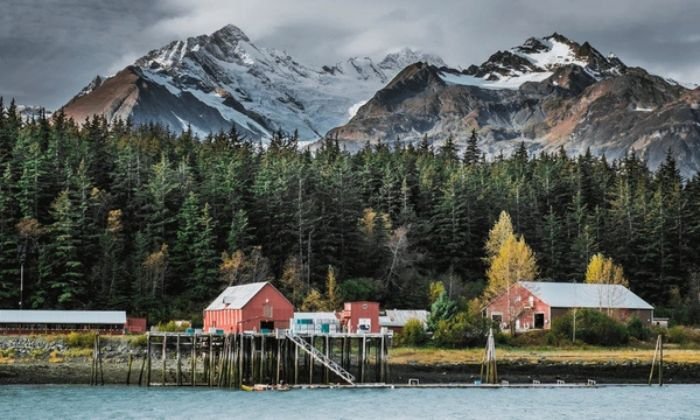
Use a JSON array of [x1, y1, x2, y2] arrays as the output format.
[[240, 384, 254, 392]]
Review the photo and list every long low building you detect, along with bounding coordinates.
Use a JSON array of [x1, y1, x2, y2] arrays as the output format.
[[484, 281, 654, 332], [379, 309, 429, 334], [0, 310, 128, 334]]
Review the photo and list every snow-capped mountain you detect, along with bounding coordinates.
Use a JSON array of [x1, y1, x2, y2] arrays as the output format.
[[436, 33, 626, 91], [62, 24, 444, 139], [330, 33, 700, 177]]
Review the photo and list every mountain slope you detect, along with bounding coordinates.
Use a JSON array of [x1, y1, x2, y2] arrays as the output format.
[[62, 24, 444, 139], [329, 34, 700, 176]]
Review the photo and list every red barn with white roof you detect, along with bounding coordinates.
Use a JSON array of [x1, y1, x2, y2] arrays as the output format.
[[203, 282, 294, 333]]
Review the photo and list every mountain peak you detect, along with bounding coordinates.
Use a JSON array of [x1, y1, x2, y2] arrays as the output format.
[[211, 24, 250, 43], [378, 48, 446, 70], [463, 33, 626, 85]]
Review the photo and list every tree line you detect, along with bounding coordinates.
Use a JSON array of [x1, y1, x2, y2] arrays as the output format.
[[0, 100, 698, 324]]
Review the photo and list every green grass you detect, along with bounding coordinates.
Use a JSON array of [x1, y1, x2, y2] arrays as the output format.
[[389, 346, 700, 365]]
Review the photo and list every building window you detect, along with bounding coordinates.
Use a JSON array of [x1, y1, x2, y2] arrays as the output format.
[[263, 303, 273, 318]]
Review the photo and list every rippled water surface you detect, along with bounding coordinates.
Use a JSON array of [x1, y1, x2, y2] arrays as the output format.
[[1, 385, 699, 419]]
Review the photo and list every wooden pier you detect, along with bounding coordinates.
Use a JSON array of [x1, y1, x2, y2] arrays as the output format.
[[131, 331, 391, 388]]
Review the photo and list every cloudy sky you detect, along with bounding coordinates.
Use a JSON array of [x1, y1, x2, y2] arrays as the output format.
[[2, 0, 700, 108]]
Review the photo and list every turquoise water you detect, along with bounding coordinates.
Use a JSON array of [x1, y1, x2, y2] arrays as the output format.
[[1, 385, 699, 419]]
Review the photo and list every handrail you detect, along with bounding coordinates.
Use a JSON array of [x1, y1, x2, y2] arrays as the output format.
[[285, 331, 355, 385]]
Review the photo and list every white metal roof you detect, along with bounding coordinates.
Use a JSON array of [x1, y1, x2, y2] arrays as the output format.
[[380, 309, 429, 327], [0, 310, 127, 324], [205, 282, 269, 311], [519, 281, 653, 310]]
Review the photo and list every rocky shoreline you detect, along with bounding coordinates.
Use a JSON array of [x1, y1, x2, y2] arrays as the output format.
[[1, 360, 699, 386]]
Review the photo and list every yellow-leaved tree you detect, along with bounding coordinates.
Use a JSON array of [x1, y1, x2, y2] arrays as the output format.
[[585, 253, 628, 314], [485, 232, 538, 335], [585, 253, 628, 286], [485, 233, 538, 299], [484, 211, 514, 261]]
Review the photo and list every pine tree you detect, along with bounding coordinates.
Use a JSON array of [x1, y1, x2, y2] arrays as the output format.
[[191, 203, 218, 302], [0, 164, 18, 306], [463, 129, 481, 165], [40, 191, 84, 308]]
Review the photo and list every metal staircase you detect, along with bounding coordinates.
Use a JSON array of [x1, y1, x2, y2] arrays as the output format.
[[285, 331, 355, 385]]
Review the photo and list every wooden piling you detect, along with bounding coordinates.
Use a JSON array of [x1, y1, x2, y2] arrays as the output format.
[[126, 352, 133, 385], [276, 337, 281, 385], [138, 351, 146, 386], [176, 335, 182, 386], [208, 335, 214, 387], [360, 335, 366, 383], [161, 335, 167, 385], [260, 334, 265, 383], [379, 334, 385, 383], [293, 338, 299, 385], [98, 334, 104, 386], [324, 335, 330, 384], [90, 335, 96, 386], [659, 334, 664, 386], [146, 333, 152, 387], [238, 334, 244, 387], [308, 335, 314, 384], [250, 335, 256, 384], [191, 335, 196, 387]]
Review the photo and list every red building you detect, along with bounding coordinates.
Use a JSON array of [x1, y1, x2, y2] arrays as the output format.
[[203, 282, 294, 333], [340, 301, 380, 333], [126, 317, 147, 333], [484, 281, 654, 332]]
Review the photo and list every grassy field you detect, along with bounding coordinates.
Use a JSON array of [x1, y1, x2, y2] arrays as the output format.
[[389, 346, 700, 365]]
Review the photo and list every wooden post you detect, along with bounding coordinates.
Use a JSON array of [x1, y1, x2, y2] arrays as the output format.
[[340, 336, 345, 370], [176, 335, 182, 386], [217, 336, 226, 387], [230, 334, 237, 388], [161, 335, 167, 385], [250, 335, 256, 384], [208, 335, 214, 387], [385, 334, 391, 383], [379, 334, 385, 383], [238, 334, 244, 387], [649, 335, 660, 386], [126, 352, 133, 385], [90, 335, 96, 386], [191, 335, 196, 387], [360, 335, 366, 383], [260, 334, 265, 383], [659, 334, 664, 386], [276, 338, 281, 385], [293, 337, 299, 385], [146, 333, 152, 387], [324, 335, 330, 384], [309, 335, 314, 384], [138, 350, 146, 386], [98, 334, 104, 386]]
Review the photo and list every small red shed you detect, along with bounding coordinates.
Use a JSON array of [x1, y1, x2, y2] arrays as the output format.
[[203, 282, 294, 334], [126, 317, 147, 334], [340, 301, 380, 333]]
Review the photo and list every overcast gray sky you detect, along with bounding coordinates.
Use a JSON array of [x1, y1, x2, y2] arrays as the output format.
[[2, 0, 700, 108]]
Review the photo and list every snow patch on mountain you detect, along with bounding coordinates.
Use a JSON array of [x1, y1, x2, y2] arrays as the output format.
[[348, 100, 369, 118], [440, 70, 553, 90]]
